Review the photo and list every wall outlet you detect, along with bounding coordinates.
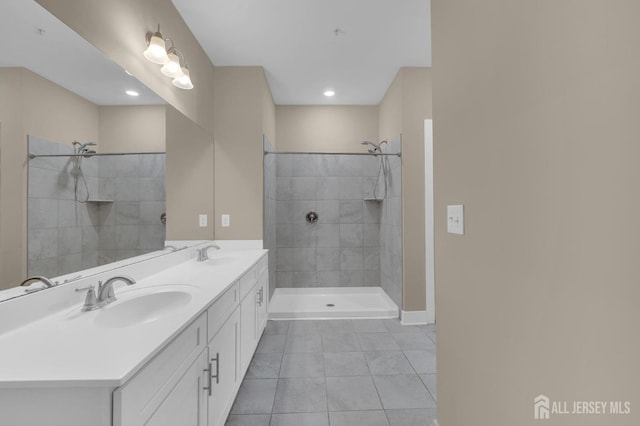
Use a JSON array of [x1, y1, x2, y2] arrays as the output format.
[[447, 205, 464, 235], [199, 214, 208, 227], [221, 214, 230, 227]]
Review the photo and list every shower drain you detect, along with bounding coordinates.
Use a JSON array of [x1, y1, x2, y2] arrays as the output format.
[[326, 303, 335, 307]]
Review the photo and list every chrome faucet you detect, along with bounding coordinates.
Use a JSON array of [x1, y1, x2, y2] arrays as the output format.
[[97, 275, 136, 306], [197, 244, 221, 262], [75, 275, 137, 312], [20, 276, 57, 293]]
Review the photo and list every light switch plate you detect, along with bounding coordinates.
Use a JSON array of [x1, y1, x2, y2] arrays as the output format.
[[447, 205, 464, 235], [221, 214, 230, 227], [198, 214, 207, 227]]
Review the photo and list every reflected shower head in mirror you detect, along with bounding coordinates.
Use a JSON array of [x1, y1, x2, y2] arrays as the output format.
[[73, 141, 97, 157], [361, 140, 381, 154]]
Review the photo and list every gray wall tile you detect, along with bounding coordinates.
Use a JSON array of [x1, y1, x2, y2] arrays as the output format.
[[339, 200, 363, 224], [316, 177, 339, 199], [316, 224, 339, 248], [291, 154, 316, 177], [291, 177, 316, 200]]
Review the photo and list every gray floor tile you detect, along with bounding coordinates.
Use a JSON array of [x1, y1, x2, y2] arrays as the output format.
[[316, 319, 356, 335], [358, 333, 401, 351], [326, 376, 383, 411], [322, 333, 361, 352], [382, 319, 428, 333], [245, 353, 282, 379], [255, 335, 287, 354], [273, 377, 327, 413], [404, 349, 436, 374], [426, 330, 436, 344], [225, 414, 271, 426], [420, 374, 437, 401], [323, 352, 370, 377], [352, 319, 388, 333], [264, 320, 290, 335], [392, 333, 436, 351], [270, 412, 329, 426], [230, 379, 278, 414], [285, 334, 323, 353], [373, 375, 436, 410], [385, 408, 438, 426], [365, 351, 415, 375], [280, 353, 324, 378], [329, 410, 389, 426], [287, 320, 322, 335]]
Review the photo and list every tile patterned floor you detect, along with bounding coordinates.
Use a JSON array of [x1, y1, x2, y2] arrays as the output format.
[[226, 319, 437, 426]]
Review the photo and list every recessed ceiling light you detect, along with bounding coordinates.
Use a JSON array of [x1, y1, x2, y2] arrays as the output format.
[[324, 90, 335, 97], [126, 90, 139, 97]]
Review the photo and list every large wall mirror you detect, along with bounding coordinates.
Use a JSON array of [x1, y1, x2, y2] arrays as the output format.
[[0, 1, 202, 300]]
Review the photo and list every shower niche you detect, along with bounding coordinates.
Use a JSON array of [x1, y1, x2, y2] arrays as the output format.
[[27, 135, 166, 277]]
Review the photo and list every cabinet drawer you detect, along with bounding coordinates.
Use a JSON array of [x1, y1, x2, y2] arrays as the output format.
[[113, 312, 207, 426], [238, 266, 258, 300], [208, 282, 239, 342]]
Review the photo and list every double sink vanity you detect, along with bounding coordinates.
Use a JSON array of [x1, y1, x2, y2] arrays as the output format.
[[0, 241, 269, 426]]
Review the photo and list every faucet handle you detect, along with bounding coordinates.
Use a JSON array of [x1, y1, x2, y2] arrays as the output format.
[[75, 285, 98, 312]]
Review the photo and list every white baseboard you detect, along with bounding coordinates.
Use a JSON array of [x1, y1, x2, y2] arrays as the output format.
[[401, 310, 427, 325]]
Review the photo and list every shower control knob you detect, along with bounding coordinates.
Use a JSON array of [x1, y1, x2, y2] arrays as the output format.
[[305, 211, 319, 224]]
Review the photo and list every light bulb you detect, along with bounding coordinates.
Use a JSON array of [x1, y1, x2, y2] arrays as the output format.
[[143, 33, 169, 64], [172, 67, 193, 90], [160, 51, 184, 78]]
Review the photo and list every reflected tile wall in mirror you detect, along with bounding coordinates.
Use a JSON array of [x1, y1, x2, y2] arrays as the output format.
[[27, 136, 166, 277]]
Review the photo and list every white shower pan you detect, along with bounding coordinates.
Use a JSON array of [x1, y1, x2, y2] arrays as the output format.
[[269, 287, 399, 320]]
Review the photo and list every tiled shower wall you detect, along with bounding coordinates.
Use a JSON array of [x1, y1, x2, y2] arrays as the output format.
[[274, 153, 387, 288], [27, 136, 166, 277], [263, 136, 277, 298], [380, 137, 403, 307]]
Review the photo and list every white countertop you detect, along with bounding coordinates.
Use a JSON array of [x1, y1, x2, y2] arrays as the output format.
[[0, 246, 266, 388]]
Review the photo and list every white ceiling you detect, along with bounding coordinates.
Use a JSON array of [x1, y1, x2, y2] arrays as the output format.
[[172, 0, 431, 105], [0, 0, 164, 106]]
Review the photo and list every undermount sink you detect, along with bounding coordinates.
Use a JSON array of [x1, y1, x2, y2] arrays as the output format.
[[93, 286, 195, 328]]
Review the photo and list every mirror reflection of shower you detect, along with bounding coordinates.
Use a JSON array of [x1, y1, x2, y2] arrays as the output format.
[[71, 141, 97, 203], [361, 140, 389, 200]]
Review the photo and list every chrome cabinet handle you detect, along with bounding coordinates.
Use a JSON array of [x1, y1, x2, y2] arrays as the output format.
[[211, 353, 220, 384], [203, 362, 212, 396], [257, 287, 264, 305]]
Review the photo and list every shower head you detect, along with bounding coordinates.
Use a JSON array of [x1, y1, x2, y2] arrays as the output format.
[[361, 140, 381, 154], [73, 141, 98, 157]]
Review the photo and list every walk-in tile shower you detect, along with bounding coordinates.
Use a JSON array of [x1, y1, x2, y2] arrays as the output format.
[[263, 137, 403, 318], [27, 135, 166, 277]]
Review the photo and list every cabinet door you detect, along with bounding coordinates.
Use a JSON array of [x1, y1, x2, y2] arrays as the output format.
[[240, 283, 258, 374], [145, 349, 209, 426], [208, 306, 240, 426], [256, 271, 269, 335]]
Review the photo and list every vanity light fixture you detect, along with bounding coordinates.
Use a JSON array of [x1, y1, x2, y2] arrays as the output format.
[[144, 25, 194, 90], [324, 90, 335, 97]]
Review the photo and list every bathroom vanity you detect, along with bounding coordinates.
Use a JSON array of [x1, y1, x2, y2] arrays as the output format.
[[0, 242, 268, 426]]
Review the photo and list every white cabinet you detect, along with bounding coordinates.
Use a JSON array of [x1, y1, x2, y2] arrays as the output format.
[[240, 283, 259, 373], [146, 350, 209, 426], [207, 306, 240, 426], [239, 258, 269, 376], [114, 313, 208, 426]]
